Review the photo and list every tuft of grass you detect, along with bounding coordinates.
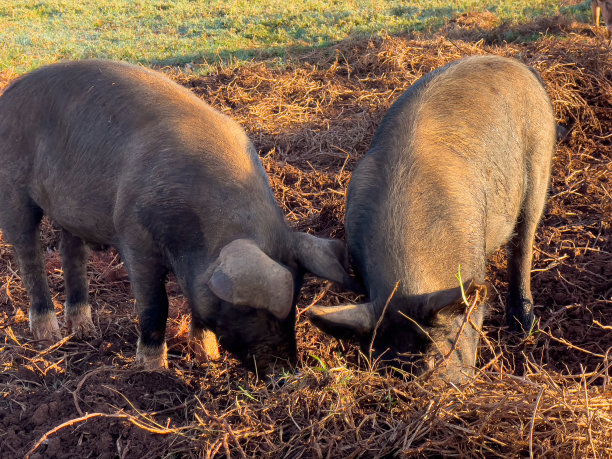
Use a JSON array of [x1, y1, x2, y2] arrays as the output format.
[[0, 0, 587, 74]]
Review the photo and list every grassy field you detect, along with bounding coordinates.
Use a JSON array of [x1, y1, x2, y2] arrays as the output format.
[[1, 0, 590, 73]]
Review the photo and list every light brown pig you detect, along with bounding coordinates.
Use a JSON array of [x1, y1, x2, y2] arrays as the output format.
[[308, 55, 557, 382]]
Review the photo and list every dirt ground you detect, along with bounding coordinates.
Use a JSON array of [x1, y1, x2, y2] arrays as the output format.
[[1, 14, 611, 458]]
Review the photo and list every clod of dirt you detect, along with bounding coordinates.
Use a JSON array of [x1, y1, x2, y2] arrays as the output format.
[[31, 404, 50, 426], [44, 437, 61, 457]]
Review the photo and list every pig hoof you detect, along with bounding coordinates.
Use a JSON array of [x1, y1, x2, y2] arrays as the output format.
[[507, 300, 536, 335], [30, 312, 62, 342], [189, 327, 221, 362], [66, 304, 97, 338], [135, 341, 168, 370]]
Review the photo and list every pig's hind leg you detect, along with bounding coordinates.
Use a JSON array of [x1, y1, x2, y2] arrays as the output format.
[[0, 192, 61, 342], [60, 229, 96, 338]]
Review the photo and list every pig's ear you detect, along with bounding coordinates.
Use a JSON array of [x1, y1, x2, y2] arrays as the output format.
[[419, 281, 486, 323], [292, 232, 359, 291], [207, 239, 293, 320], [308, 303, 376, 339]]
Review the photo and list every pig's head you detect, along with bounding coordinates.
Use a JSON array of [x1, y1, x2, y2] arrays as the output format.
[[202, 236, 354, 376], [308, 282, 487, 383]]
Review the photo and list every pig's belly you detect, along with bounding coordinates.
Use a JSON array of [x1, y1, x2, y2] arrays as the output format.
[[40, 194, 117, 246]]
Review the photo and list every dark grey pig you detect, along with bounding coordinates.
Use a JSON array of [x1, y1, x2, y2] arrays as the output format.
[[308, 55, 556, 382], [0, 59, 354, 375]]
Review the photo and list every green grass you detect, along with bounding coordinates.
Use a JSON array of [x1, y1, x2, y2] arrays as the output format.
[[0, 0, 591, 74]]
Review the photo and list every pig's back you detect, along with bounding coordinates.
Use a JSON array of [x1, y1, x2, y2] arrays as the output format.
[[0, 60, 277, 247]]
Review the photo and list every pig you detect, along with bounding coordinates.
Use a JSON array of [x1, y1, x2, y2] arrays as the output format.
[[0, 59, 354, 375], [308, 55, 556, 382], [592, 0, 612, 39]]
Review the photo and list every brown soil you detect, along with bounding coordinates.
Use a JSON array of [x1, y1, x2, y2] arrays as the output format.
[[1, 17, 611, 459]]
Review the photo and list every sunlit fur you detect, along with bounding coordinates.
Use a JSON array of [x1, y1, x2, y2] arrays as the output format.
[[313, 55, 556, 382], [0, 59, 351, 375]]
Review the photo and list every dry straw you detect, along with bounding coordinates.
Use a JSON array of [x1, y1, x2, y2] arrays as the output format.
[[1, 16, 611, 458]]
